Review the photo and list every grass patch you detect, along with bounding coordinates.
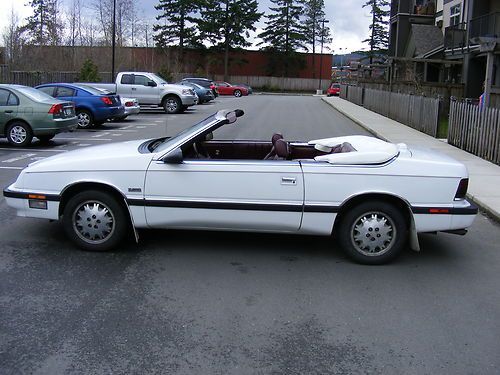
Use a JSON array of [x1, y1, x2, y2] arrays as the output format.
[[437, 118, 449, 139]]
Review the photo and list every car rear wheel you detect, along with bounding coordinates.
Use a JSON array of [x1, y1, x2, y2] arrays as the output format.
[[7, 122, 33, 147], [234, 89, 242, 97], [63, 190, 128, 252], [163, 96, 182, 114], [337, 201, 408, 265], [38, 135, 55, 144], [76, 109, 94, 128]]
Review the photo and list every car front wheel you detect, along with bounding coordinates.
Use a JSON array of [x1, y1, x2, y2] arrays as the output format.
[[63, 190, 128, 252], [163, 96, 182, 114], [7, 122, 33, 147], [76, 109, 94, 128], [233, 89, 242, 97], [337, 201, 408, 265]]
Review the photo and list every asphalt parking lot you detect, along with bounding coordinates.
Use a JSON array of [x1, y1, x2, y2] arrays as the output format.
[[1, 95, 499, 375]]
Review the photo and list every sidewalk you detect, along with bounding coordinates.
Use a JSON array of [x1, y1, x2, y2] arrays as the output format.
[[322, 96, 500, 221]]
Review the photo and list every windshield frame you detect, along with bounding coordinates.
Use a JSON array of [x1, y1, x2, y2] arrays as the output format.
[[150, 73, 168, 85], [153, 110, 231, 158]]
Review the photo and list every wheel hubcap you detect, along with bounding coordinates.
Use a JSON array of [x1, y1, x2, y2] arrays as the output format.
[[78, 113, 91, 127], [73, 200, 115, 244], [351, 212, 395, 256], [166, 99, 178, 112], [10, 126, 27, 144]]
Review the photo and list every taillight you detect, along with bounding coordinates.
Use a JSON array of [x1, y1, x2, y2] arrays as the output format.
[[125, 101, 134, 107], [48, 103, 63, 114], [455, 178, 469, 200], [101, 96, 113, 105]]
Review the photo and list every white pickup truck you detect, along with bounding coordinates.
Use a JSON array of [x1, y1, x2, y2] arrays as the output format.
[[89, 72, 197, 114]]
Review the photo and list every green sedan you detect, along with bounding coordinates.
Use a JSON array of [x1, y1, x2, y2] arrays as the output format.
[[0, 84, 78, 147]]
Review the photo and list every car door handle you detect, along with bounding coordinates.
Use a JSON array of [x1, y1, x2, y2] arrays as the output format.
[[4, 110, 13, 113], [131, 87, 137, 90], [281, 177, 296, 185]]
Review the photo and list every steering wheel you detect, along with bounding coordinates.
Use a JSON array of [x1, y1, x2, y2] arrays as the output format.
[[193, 142, 210, 158]]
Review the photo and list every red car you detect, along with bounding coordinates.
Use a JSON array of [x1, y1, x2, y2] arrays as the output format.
[[214, 82, 249, 97], [327, 82, 341, 96]]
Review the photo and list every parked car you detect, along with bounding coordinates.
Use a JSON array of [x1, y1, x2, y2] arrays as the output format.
[[234, 83, 253, 94], [80, 85, 140, 121], [36, 83, 124, 128], [0, 84, 77, 146], [88, 72, 197, 114], [4, 109, 477, 264], [327, 83, 341, 96], [214, 82, 249, 97], [181, 77, 219, 97], [177, 81, 215, 103]]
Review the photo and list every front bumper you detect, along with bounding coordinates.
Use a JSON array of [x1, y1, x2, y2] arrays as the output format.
[[4, 185, 61, 220], [180, 95, 197, 106]]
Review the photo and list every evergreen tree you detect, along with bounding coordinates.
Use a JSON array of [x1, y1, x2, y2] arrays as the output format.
[[303, 0, 332, 78], [153, 0, 201, 52], [258, 0, 308, 76], [362, 0, 390, 65], [21, 0, 62, 45], [198, 0, 263, 80], [77, 59, 101, 82]]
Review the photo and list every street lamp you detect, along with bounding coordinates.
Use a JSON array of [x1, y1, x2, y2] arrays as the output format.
[[318, 19, 330, 92], [111, 0, 116, 80]]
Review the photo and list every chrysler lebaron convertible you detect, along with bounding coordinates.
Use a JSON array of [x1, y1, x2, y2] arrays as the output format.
[[3, 109, 477, 264]]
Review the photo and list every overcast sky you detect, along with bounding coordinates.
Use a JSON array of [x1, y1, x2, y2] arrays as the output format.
[[0, 0, 372, 54]]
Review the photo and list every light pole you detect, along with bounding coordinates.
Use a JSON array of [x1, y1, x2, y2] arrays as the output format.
[[111, 0, 116, 81], [318, 19, 330, 92]]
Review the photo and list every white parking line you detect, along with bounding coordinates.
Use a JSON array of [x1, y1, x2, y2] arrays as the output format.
[[55, 137, 113, 141], [77, 144, 92, 147], [0, 166, 24, 170], [92, 133, 110, 138], [2, 153, 37, 163], [0, 148, 67, 152], [111, 134, 122, 137]]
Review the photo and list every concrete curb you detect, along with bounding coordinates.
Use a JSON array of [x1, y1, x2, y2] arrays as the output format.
[[320, 97, 500, 223]]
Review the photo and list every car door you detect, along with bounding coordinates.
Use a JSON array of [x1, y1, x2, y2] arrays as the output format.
[[54, 86, 77, 104], [144, 158, 304, 232], [0, 88, 19, 135], [216, 82, 231, 95], [131, 74, 158, 105]]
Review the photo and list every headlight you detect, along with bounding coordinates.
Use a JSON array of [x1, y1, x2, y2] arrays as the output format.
[[182, 89, 192, 96]]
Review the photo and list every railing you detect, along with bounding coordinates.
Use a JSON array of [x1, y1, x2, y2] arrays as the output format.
[[469, 12, 500, 41], [444, 22, 467, 50], [448, 98, 500, 165]]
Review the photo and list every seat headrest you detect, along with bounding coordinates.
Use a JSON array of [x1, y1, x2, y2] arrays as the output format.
[[275, 139, 289, 158], [271, 133, 283, 145]]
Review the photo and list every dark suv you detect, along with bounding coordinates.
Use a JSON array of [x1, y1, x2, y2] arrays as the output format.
[[181, 78, 218, 97]]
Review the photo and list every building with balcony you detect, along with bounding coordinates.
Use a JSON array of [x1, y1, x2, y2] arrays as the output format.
[[444, 0, 500, 104]]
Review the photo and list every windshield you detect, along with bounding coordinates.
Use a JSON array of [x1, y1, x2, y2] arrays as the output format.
[[18, 86, 54, 102], [150, 73, 168, 85], [153, 114, 221, 153]]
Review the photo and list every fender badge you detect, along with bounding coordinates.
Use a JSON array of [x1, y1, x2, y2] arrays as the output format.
[[128, 188, 142, 193]]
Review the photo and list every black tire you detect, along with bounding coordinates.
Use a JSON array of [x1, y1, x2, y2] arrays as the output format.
[[337, 201, 408, 265], [233, 89, 242, 97], [63, 190, 129, 252], [76, 109, 94, 128], [38, 134, 55, 144], [7, 121, 33, 147], [163, 96, 182, 114]]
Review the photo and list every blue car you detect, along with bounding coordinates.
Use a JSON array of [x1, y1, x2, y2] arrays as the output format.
[[177, 81, 215, 104], [35, 83, 124, 128]]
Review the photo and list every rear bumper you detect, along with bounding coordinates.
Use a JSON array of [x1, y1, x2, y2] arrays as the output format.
[[412, 200, 478, 233], [33, 116, 78, 135], [124, 106, 140, 116], [95, 106, 125, 121]]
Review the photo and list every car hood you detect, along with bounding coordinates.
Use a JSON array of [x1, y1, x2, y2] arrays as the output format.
[[25, 139, 154, 173]]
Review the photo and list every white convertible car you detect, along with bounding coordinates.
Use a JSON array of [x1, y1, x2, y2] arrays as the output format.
[[3, 109, 477, 264]]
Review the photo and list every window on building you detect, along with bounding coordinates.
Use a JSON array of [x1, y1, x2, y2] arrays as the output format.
[[450, 4, 461, 26]]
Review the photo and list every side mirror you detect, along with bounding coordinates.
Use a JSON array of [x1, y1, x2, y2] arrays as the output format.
[[147, 81, 157, 87], [163, 148, 183, 164]]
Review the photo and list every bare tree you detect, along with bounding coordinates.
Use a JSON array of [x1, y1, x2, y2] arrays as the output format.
[[2, 7, 26, 65]]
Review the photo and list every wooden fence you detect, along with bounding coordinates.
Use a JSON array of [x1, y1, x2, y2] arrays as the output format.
[[0, 66, 325, 91], [341, 85, 440, 137], [448, 99, 500, 165]]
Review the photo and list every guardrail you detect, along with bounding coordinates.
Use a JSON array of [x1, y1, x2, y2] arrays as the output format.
[[448, 98, 500, 165]]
